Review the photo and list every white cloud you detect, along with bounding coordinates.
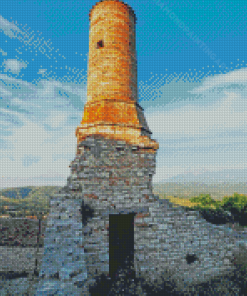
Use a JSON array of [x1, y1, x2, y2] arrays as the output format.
[[2, 59, 28, 75], [0, 108, 77, 188], [0, 74, 85, 189], [1, 66, 247, 188], [189, 68, 247, 94], [11, 97, 26, 106], [0, 85, 12, 96], [0, 74, 36, 89], [37, 69, 47, 76], [0, 15, 23, 38], [146, 68, 247, 183], [0, 48, 7, 56], [45, 110, 68, 128], [146, 73, 247, 139]]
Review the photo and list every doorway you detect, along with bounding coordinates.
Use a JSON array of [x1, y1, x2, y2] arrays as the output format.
[[109, 213, 135, 279]]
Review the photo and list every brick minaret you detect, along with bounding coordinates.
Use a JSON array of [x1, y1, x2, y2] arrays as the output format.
[[68, 0, 160, 287], [35, 1, 243, 295], [75, 0, 159, 155]]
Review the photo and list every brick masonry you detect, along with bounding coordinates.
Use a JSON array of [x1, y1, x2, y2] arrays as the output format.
[[34, 135, 247, 295], [75, 0, 159, 152]]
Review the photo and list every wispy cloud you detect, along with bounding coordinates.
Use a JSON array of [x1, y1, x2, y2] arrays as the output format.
[[0, 14, 87, 83], [145, 68, 247, 182], [1, 66, 247, 187], [0, 15, 23, 38], [0, 74, 86, 189], [0, 48, 7, 56], [2, 59, 28, 75]]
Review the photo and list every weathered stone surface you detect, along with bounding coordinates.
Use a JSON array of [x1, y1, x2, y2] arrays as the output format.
[[31, 135, 247, 295]]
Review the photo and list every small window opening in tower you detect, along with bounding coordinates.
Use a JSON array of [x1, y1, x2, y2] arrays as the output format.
[[97, 40, 104, 48]]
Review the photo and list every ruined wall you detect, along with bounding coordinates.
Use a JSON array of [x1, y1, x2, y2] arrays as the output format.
[[68, 136, 244, 292], [34, 135, 245, 295]]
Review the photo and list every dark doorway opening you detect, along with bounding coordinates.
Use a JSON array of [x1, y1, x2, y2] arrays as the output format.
[[109, 213, 135, 280]]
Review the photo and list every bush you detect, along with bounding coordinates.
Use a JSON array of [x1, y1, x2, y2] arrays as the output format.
[[189, 194, 235, 224], [221, 193, 247, 226], [221, 193, 247, 209], [189, 194, 221, 209]]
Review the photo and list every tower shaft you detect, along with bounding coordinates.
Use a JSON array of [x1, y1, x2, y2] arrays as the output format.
[[76, 0, 159, 153]]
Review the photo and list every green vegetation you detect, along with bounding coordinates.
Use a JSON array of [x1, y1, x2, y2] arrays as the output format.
[[221, 192, 247, 212], [158, 192, 247, 228], [0, 186, 61, 218], [0, 185, 247, 227], [188, 192, 247, 227], [189, 194, 222, 208]]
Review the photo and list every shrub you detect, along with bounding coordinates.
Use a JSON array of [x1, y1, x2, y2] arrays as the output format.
[[220, 193, 247, 226], [189, 194, 221, 209]]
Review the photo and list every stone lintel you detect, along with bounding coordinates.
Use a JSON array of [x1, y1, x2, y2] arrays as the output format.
[[101, 206, 149, 216]]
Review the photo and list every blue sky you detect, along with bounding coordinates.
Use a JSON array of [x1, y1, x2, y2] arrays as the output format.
[[0, 0, 247, 189]]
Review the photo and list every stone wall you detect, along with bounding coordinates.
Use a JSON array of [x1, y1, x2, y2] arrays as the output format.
[[34, 135, 246, 295], [0, 246, 44, 273], [34, 194, 88, 295], [0, 217, 46, 248]]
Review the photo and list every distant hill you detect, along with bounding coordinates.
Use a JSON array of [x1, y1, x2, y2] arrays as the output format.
[[153, 182, 247, 201], [1, 183, 247, 215], [0, 186, 61, 213], [0, 187, 33, 199], [0, 186, 61, 200], [163, 169, 247, 184]]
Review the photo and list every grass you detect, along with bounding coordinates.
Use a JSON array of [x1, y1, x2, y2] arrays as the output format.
[[157, 193, 218, 208]]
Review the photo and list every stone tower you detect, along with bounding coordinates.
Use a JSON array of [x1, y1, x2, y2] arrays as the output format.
[[76, 0, 159, 155], [34, 1, 245, 295], [68, 0, 161, 288]]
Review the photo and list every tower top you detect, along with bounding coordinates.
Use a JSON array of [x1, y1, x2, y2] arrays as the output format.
[[76, 0, 159, 153], [89, 0, 137, 24]]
